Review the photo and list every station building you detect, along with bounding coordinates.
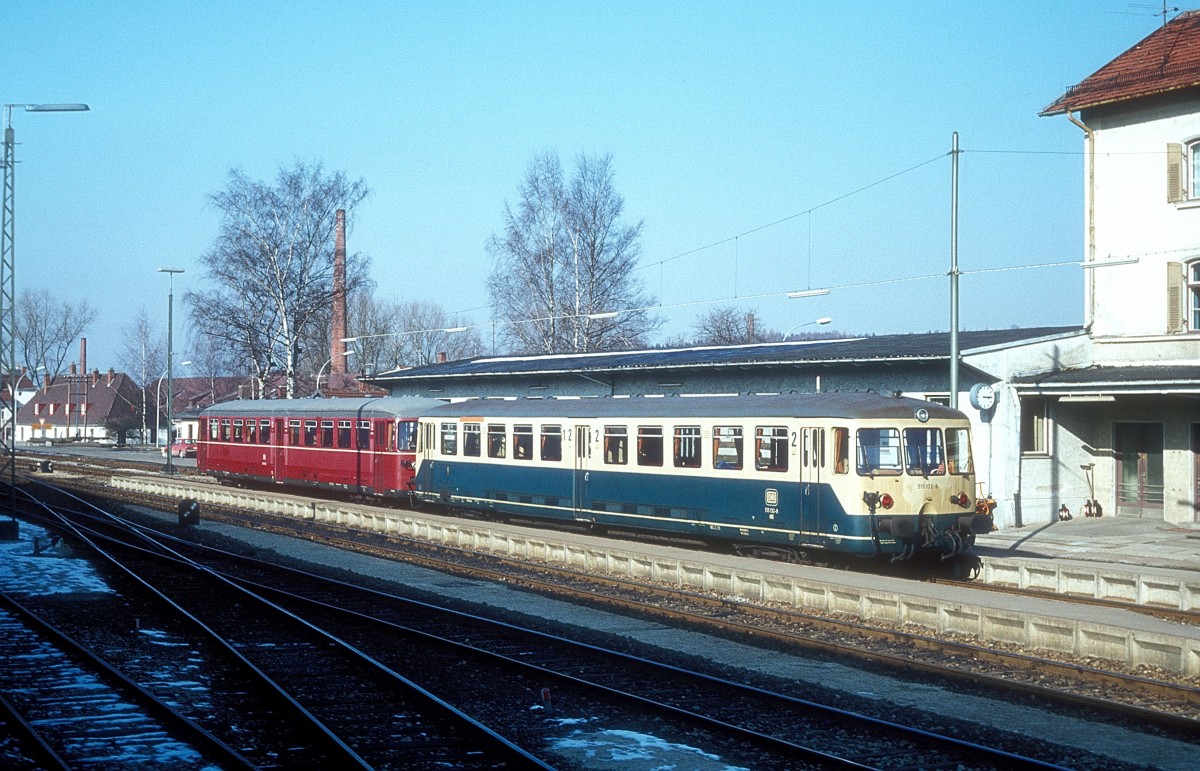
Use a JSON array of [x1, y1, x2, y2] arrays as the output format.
[[371, 14, 1200, 530]]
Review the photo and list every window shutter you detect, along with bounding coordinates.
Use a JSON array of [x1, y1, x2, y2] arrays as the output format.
[[1167, 261, 1185, 333], [1167, 143, 1185, 202]]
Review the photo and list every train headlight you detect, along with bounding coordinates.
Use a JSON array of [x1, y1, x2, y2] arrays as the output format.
[[879, 493, 894, 509]]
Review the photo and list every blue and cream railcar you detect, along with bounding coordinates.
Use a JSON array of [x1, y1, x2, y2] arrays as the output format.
[[413, 393, 988, 561]]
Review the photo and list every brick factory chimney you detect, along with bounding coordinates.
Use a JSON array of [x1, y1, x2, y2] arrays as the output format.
[[79, 338, 87, 377], [330, 209, 348, 375]]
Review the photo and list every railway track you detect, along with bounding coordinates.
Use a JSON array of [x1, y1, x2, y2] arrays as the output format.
[[18, 454, 1200, 744], [11, 480, 1077, 770]]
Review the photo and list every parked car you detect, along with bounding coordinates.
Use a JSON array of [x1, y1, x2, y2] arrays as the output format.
[[163, 438, 198, 458]]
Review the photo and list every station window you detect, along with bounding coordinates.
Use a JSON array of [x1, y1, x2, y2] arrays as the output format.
[[904, 427, 946, 476], [337, 420, 351, 448], [713, 426, 743, 470], [540, 424, 562, 461], [1021, 397, 1050, 455], [303, 420, 318, 447], [604, 425, 627, 465], [320, 421, 334, 447], [755, 426, 788, 472], [637, 426, 664, 467], [260, 420, 271, 445], [832, 427, 849, 474], [357, 420, 371, 450], [488, 424, 507, 458], [463, 423, 482, 456], [857, 428, 903, 476], [514, 424, 534, 460], [673, 426, 702, 468], [440, 422, 458, 455], [945, 427, 973, 474]]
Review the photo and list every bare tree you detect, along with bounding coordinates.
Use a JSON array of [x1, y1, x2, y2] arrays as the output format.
[[15, 288, 96, 382], [347, 290, 483, 373], [693, 306, 777, 345], [187, 161, 370, 398], [117, 307, 164, 443], [488, 152, 659, 354]]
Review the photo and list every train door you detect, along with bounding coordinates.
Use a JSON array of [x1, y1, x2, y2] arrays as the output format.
[[572, 424, 591, 521], [799, 426, 823, 545], [272, 418, 286, 481]]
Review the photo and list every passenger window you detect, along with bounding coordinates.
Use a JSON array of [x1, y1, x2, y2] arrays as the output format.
[[260, 420, 271, 445], [220, 419, 231, 442], [247, 420, 258, 444], [755, 426, 788, 472], [321, 421, 334, 447], [289, 420, 301, 446], [356, 420, 371, 450], [337, 420, 351, 448], [673, 426, 701, 468], [463, 423, 482, 456], [637, 426, 663, 466], [514, 424, 533, 460], [233, 419, 244, 443], [488, 424, 506, 458], [604, 425, 627, 465], [304, 420, 318, 447], [440, 422, 458, 455], [541, 425, 562, 461], [857, 428, 903, 476], [713, 426, 743, 470], [208, 419, 219, 441], [832, 427, 849, 474]]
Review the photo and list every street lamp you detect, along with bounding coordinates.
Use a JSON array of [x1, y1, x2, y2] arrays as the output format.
[[156, 360, 191, 453], [782, 317, 832, 341], [158, 267, 184, 475], [1, 102, 89, 517], [314, 350, 355, 397]]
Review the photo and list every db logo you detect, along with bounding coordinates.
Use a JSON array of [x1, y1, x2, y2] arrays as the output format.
[[764, 489, 779, 506]]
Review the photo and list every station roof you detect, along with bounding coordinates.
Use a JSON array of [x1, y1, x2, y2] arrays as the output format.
[[1011, 364, 1200, 396], [1042, 10, 1200, 116], [370, 326, 1084, 384]]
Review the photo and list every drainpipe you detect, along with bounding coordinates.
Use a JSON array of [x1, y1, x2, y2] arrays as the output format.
[[1066, 111, 1096, 331]]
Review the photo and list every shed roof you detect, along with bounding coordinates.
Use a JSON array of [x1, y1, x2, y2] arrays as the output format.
[[1042, 10, 1200, 115], [370, 326, 1083, 383]]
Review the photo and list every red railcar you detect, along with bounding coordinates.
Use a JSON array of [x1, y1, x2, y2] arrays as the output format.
[[198, 397, 445, 497]]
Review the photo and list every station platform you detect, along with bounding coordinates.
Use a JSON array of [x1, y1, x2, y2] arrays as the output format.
[[974, 516, 1200, 572]]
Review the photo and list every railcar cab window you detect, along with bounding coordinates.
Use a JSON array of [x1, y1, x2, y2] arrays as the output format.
[[540, 424, 562, 461], [337, 420, 351, 448], [755, 426, 788, 472], [832, 427, 850, 474], [397, 421, 418, 452], [513, 424, 534, 460], [903, 427, 945, 476], [713, 426, 743, 470], [856, 428, 902, 476], [604, 425, 627, 464], [673, 426, 702, 468], [637, 426, 663, 466], [945, 427, 973, 474], [488, 424, 506, 458], [208, 419, 218, 441], [440, 422, 458, 455], [321, 421, 334, 447], [289, 420, 301, 446], [463, 422, 482, 456], [260, 420, 271, 445]]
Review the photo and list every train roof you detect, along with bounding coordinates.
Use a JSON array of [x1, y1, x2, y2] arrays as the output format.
[[200, 396, 446, 420], [423, 392, 967, 422]]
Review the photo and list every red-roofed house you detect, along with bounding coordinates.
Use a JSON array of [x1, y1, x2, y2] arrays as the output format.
[[16, 368, 144, 443]]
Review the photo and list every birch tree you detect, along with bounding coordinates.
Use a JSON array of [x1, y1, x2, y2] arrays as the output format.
[[188, 161, 370, 398], [15, 288, 96, 382]]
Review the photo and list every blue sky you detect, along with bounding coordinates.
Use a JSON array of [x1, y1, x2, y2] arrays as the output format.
[[3, 1, 1168, 370]]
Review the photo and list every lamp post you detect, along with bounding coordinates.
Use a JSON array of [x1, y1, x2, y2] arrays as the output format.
[[0, 102, 88, 519], [782, 317, 832, 341], [313, 350, 355, 397], [156, 360, 191, 454], [158, 268, 184, 475]]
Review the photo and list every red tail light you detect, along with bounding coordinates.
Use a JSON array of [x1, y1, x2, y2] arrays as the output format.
[[880, 493, 894, 509]]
